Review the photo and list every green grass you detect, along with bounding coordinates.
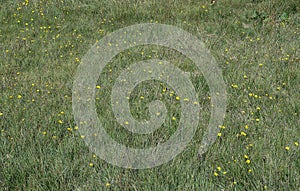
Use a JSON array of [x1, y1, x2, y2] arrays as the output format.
[[1, 0, 299, 190]]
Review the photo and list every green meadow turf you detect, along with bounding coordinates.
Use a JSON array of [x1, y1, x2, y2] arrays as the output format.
[[0, 0, 299, 190]]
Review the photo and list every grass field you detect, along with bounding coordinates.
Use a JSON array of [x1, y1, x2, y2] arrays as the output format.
[[1, 0, 300, 190]]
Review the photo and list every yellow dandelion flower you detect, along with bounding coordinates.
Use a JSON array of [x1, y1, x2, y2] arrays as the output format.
[[285, 146, 290, 151], [0, 112, 3, 116], [245, 159, 251, 164], [244, 155, 249, 159], [106, 182, 111, 187], [58, 120, 63, 124], [241, 131, 247, 136], [89, 163, 94, 167], [217, 166, 221, 171], [17, 95, 22, 99], [217, 133, 222, 137], [213, 172, 218, 177], [96, 85, 101, 89], [294, 142, 299, 147], [171, 117, 176, 121], [219, 125, 226, 129], [231, 84, 238, 88], [175, 96, 180, 100]]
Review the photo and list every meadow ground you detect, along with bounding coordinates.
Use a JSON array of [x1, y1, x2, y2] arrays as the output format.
[[0, 0, 299, 190]]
